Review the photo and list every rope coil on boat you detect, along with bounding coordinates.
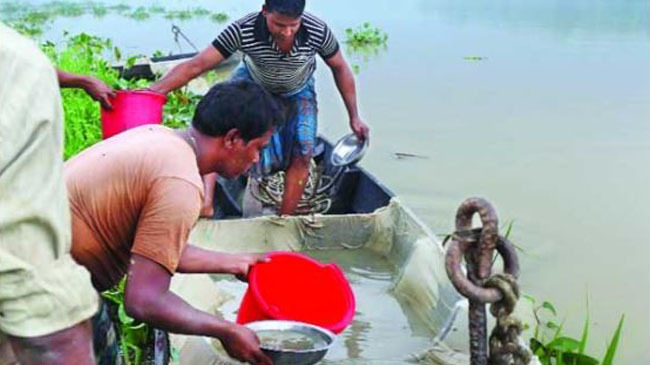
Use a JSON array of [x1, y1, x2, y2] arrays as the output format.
[[251, 159, 334, 215], [444, 197, 531, 365]]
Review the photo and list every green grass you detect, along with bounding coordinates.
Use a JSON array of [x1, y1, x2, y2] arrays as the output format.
[[524, 295, 624, 364]]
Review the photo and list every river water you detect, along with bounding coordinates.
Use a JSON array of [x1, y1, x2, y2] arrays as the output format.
[[5, 0, 649, 362]]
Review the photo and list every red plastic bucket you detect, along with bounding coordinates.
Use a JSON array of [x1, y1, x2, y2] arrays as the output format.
[[100, 90, 167, 139], [237, 252, 355, 334]]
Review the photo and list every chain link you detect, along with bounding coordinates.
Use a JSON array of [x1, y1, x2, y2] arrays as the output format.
[[444, 198, 532, 365], [485, 274, 532, 365]]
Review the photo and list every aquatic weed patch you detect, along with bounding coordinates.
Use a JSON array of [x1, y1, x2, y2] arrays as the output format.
[[1, 0, 232, 38], [345, 22, 388, 47], [210, 12, 229, 24], [128, 7, 150, 21], [343, 22, 388, 74]]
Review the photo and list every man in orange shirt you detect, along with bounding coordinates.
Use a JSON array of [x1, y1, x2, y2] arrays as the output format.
[[66, 80, 287, 365]]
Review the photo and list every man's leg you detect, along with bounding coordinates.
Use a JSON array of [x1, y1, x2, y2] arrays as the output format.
[[279, 154, 312, 215], [278, 79, 317, 216], [8, 320, 94, 365]]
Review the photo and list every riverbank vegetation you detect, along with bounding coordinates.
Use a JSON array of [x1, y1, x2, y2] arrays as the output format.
[[524, 296, 623, 365]]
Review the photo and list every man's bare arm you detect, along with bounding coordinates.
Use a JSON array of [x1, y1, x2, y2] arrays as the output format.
[[148, 46, 225, 95], [324, 50, 369, 140], [124, 254, 271, 365]]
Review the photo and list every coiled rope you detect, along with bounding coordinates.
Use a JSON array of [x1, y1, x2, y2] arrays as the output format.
[[250, 159, 334, 215]]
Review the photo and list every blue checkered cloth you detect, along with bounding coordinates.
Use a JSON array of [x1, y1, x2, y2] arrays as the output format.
[[229, 63, 318, 176]]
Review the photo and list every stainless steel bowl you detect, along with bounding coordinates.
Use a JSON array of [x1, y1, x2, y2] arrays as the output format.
[[330, 133, 369, 167], [246, 320, 336, 365]]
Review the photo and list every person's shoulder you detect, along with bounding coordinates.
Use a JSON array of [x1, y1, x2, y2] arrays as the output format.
[[301, 12, 329, 28], [0, 24, 53, 72], [234, 12, 260, 27]]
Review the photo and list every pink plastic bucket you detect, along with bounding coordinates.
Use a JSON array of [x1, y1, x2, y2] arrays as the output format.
[[100, 90, 167, 139]]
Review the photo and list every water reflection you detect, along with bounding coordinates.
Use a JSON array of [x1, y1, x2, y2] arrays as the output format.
[[345, 43, 387, 74], [342, 318, 371, 359]]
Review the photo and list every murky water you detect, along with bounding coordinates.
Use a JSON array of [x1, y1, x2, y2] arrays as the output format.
[[5, 0, 649, 361], [211, 248, 433, 363], [256, 329, 328, 351]]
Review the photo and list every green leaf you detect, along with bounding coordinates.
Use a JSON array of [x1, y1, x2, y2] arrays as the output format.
[[530, 338, 546, 353], [547, 337, 580, 352], [602, 314, 625, 365], [503, 220, 514, 239], [546, 320, 559, 329], [522, 294, 536, 305], [125, 55, 138, 69], [542, 301, 557, 316], [561, 352, 599, 365], [552, 320, 565, 341], [100, 290, 122, 304], [118, 303, 134, 325], [578, 295, 590, 355]]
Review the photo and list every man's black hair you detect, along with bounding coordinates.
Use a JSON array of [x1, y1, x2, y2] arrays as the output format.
[[192, 80, 288, 141], [265, 0, 305, 18]]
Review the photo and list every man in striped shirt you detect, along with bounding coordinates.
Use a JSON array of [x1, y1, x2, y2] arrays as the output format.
[[150, 0, 369, 216]]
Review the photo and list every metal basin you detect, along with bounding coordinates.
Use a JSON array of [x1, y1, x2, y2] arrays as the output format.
[[330, 133, 369, 166], [246, 320, 336, 365]]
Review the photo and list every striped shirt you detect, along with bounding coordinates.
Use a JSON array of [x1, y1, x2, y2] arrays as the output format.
[[212, 12, 339, 95]]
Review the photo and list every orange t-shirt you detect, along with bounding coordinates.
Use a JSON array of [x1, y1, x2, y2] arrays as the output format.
[[65, 125, 203, 291]]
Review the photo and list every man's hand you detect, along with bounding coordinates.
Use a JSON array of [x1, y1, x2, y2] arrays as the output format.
[[350, 116, 370, 141], [56, 69, 116, 109], [82, 76, 116, 109], [220, 324, 273, 365], [228, 253, 270, 282]]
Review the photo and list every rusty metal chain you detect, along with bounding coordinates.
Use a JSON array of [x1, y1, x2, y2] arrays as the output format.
[[444, 197, 531, 365], [485, 274, 532, 365]]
